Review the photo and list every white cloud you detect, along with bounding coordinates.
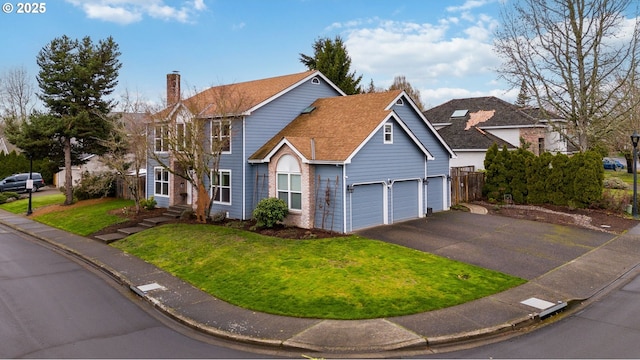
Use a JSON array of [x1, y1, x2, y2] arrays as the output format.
[[446, 0, 496, 13], [65, 0, 207, 25], [344, 18, 500, 83], [336, 4, 508, 106]]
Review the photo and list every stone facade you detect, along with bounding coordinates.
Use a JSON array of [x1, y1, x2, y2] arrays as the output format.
[[268, 145, 315, 229], [519, 127, 547, 155]]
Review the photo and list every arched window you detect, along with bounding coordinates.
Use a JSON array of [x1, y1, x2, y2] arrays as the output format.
[[276, 155, 302, 210]]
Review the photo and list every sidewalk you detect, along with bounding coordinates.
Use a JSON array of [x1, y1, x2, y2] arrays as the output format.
[[1, 208, 640, 356]]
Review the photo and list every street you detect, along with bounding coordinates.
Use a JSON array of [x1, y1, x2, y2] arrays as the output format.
[[0, 223, 274, 358], [432, 267, 640, 358], [3, 202, 640, 358]]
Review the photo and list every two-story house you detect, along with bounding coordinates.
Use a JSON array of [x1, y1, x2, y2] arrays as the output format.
[[148, 70, 454, 232]]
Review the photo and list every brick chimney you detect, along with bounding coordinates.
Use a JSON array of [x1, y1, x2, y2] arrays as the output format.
[[166, 71, 180, 106]]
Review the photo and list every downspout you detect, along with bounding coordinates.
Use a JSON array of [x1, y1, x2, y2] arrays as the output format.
[[242, 116, 246, 220], [343, 164, 347, 233]]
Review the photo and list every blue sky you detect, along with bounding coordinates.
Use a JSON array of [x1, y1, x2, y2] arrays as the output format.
[[1, 0, 526, 108]]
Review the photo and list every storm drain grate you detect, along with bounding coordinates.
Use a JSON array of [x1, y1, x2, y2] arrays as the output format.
[[521, 297, 567, 318], [131, 282, 166, 297]]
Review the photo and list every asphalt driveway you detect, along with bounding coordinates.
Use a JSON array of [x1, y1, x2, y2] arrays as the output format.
[[356, 211, 616, 280]]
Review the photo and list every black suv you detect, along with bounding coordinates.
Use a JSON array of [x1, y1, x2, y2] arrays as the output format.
[[0, 173, 45, 192]]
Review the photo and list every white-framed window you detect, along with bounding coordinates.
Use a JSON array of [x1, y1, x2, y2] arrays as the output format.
[[383, 123, 393, 144], [211, 119, 231, 154], [211, 170, 231, 204], [154, 124, 169, 152], [276, 155, 302, 211], [176, 122, 192, 151], [154, 167, 169, 197]]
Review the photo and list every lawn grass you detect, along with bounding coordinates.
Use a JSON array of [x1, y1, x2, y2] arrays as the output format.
[[33, 198, 134, 236], [113, 223, 526, 320], [0, 193, 66, 214], [604, 170, 634, 186]]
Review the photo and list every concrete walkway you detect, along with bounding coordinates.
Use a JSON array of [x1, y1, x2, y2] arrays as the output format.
[[1, 207, 639, 357]]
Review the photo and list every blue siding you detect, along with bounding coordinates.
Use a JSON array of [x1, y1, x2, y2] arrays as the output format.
[[242, 78, 342, 219], [214, 117, 245, 219], [345, 119, 428, 231], [312, 165, 343, 232], [391, 99, 451, 212], [146, 156, 170, 208]]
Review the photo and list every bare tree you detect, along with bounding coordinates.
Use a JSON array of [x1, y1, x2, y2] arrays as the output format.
[[388, 75, 426, 111], [149, 83, 250, 223], [0, 66, 36, 121], [99, 89, 150, 213], [494, 0, 640, 151]]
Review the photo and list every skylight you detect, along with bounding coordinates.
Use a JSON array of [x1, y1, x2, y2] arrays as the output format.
[[451, 109, 468, 117], [301, 106, 316, 114]]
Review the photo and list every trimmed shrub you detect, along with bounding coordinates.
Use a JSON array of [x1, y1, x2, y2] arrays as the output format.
[[253, 197, 289, 228], [483, 147, 604, 208], [73, 171, 116, 200], [0, 192, 20, 204], [603, 177, 629, 190], [140, 196, 157, 210]]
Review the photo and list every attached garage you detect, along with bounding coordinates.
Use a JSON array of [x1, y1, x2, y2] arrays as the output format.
[[391, 180, 421, 223], [349, 182, 387, 231]]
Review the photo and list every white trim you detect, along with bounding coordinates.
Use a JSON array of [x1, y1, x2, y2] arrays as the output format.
[[211, 169, 232, 205], [153, 167, 170, 197], [252, 138, 310, 164], [343, 164, 347, 234], [479, 124, 546, 130], [388, 91, 456, 159], [210, 119, 232, 154], [242, 116, 246, 220], [383, 123, 393, 144], [345, 114, 434, 164], [244, 71, 347, 115]]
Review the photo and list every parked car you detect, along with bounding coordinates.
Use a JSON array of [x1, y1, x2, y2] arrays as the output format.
[[0, 173, 45, 192], [603, 158, 625, 171]]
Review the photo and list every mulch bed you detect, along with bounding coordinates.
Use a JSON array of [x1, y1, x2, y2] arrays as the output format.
[[477, 201, 639, 234], [90, 201, 640, 239]]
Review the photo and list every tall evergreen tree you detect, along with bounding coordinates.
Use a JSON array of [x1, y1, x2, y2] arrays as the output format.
[[299, 36, 363, 95], [31, 35, 121, 204], [515, 79, 530, 107]]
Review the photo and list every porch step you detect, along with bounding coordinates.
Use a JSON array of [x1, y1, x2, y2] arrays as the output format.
[[163, 204, 192, 218], [94, 232, 127, 244], [139, 216, 172, 228], [117, 226, 148, 235]]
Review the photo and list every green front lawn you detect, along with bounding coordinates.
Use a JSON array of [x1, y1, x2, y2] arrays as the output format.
[[33, 198, 134, 236], [0, 193, 65, 214], [113, 224, 525, 320]]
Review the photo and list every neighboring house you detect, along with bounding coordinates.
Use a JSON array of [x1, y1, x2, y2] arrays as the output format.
[[0, 128, 18, 155], [424, 96, 569, 170], [54, 154, 112, 188], [54, 112, 149, 190], [149, 70, 454, 232]]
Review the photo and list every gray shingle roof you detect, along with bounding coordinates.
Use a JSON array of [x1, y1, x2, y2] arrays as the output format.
[[424, 96, 543, 150]]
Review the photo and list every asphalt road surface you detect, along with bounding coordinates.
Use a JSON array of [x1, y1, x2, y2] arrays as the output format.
[[0, 223, 277, 358], [430, 267, 640, 358]]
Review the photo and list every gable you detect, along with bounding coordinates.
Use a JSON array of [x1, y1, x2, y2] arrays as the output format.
[[177, 71, 345, 119]]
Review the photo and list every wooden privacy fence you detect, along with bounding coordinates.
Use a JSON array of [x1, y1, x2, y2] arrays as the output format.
[[450, 166, 484, 205]]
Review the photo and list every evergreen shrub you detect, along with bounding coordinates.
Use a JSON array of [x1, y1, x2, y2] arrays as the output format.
[[253, 197, 289, 228]]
